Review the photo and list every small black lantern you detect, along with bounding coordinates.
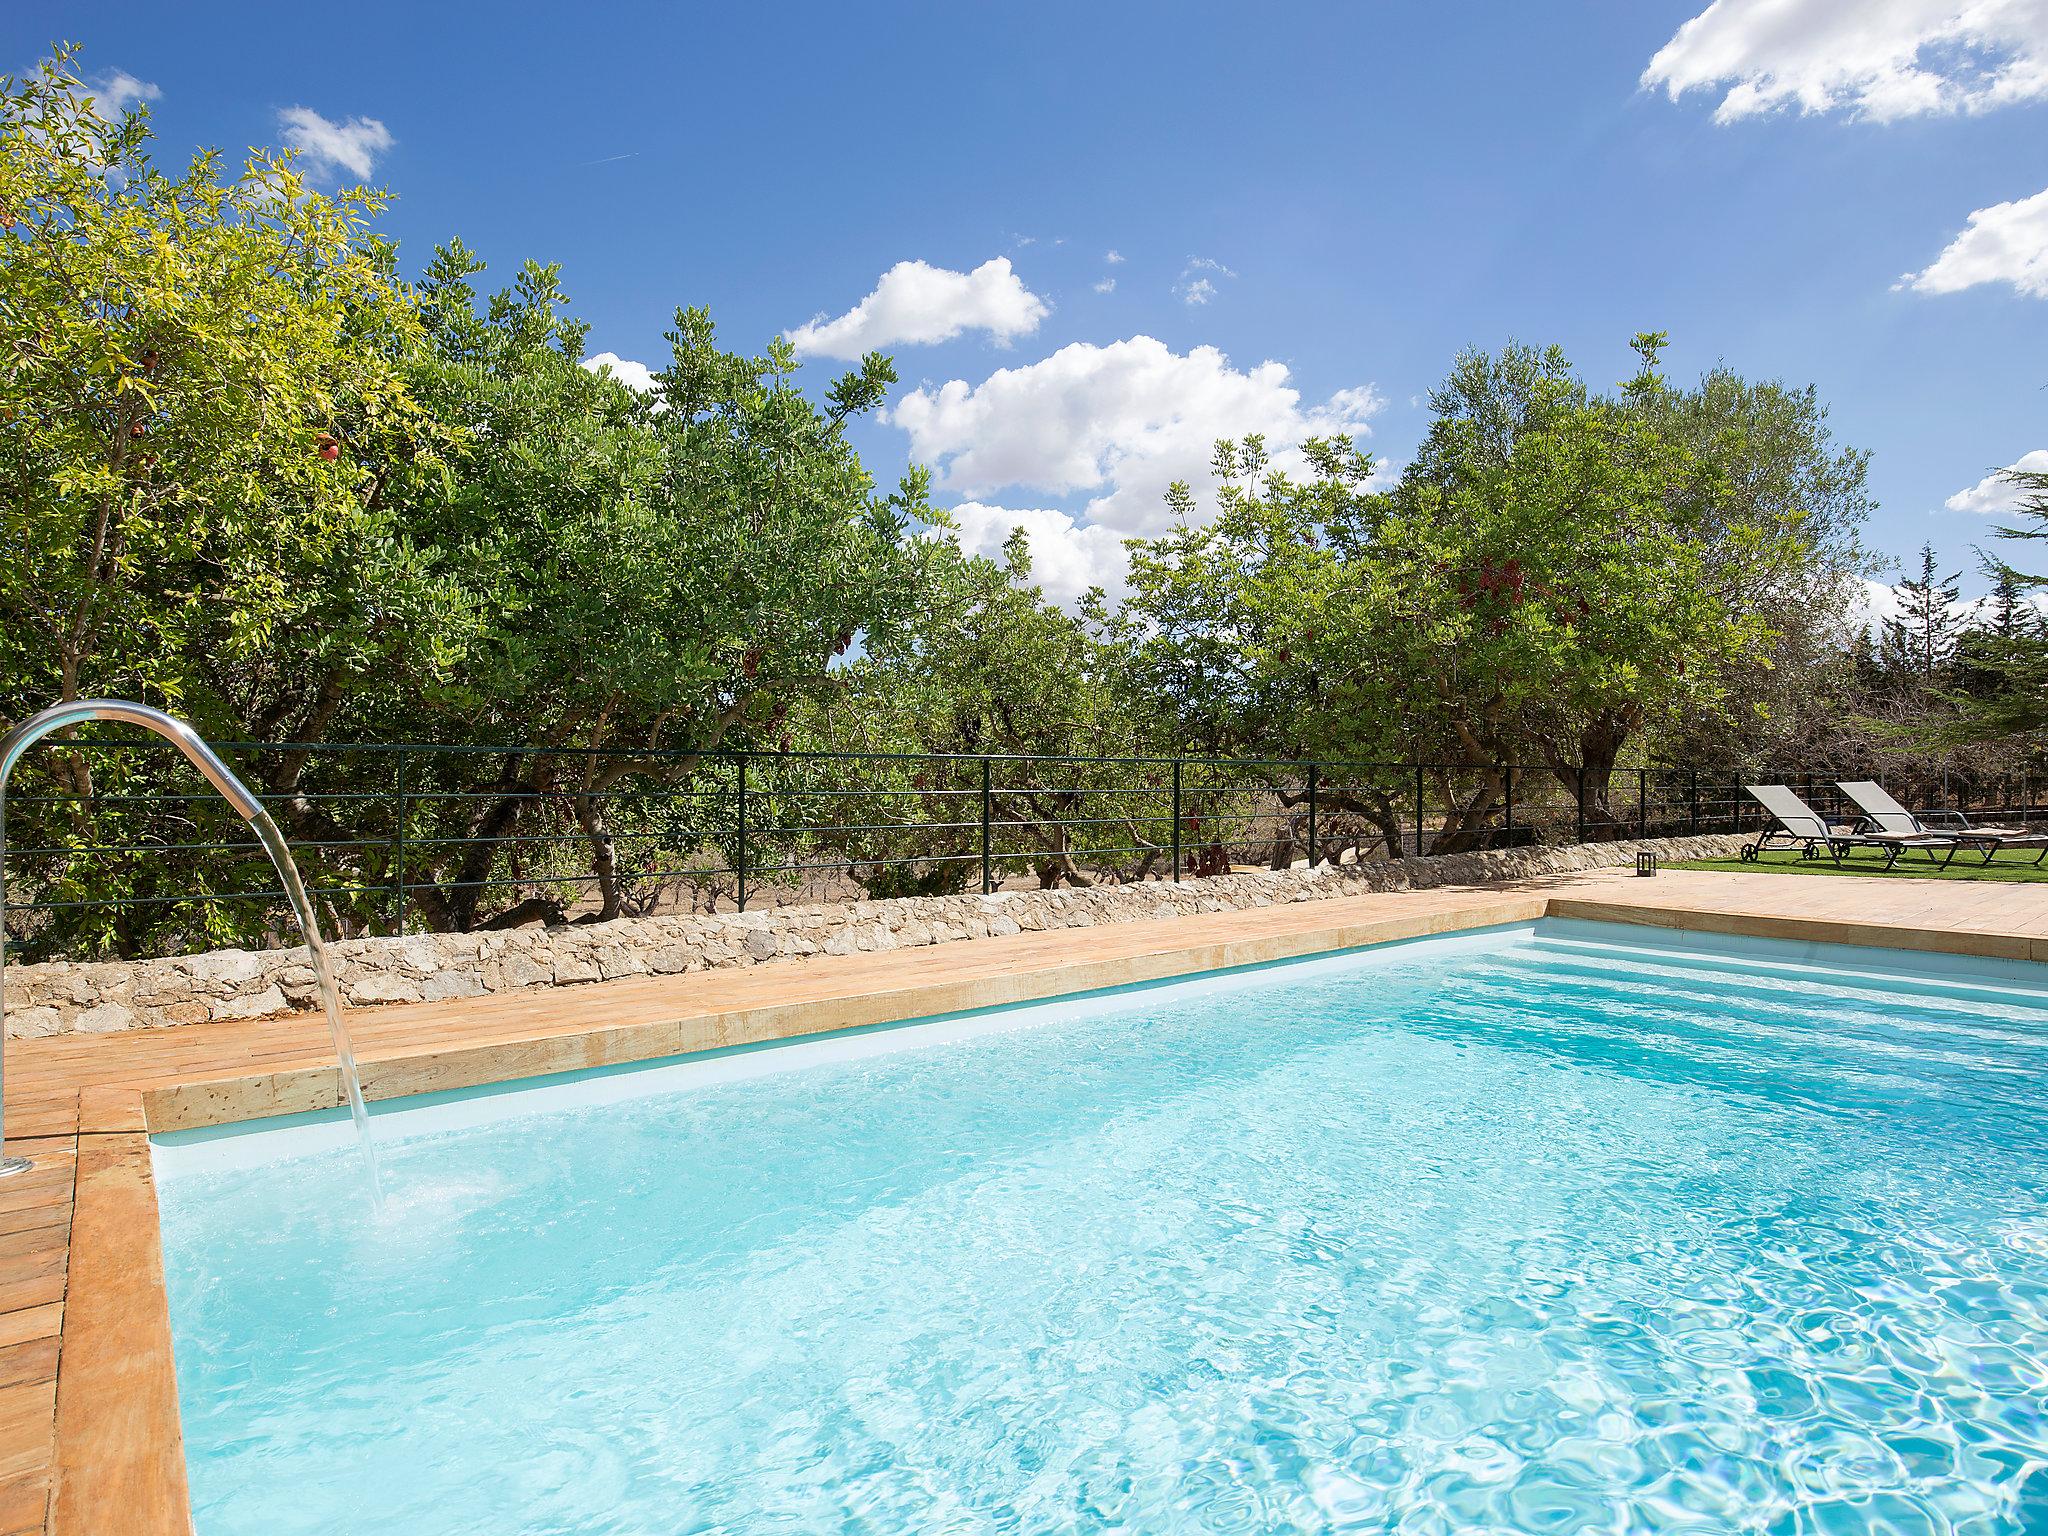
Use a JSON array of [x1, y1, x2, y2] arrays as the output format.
[[1636, 850, 1658, 877]]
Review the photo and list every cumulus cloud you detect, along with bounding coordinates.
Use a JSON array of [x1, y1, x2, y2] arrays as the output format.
[[943, 503, 1134, 607], [1645, 0, 2048, 122], [1105, 249, 1124, 264], [1093, 276, 1117, 294], [889, 335, 1382, 542], [1901, 186, 2048, 297], [1851, 575, 1902, 630], [1853, 573, 2047, 632], [92, 70, 159, 115], [1946, 449, 2048, 514], [788, 258, 1048, 359], [582, 352, 660, 394], [277, 106, 394, 180]]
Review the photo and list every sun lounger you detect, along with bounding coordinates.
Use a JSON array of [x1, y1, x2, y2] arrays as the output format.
[[1741, 784, 1966, 869], [1836, 780, 2048, 866]]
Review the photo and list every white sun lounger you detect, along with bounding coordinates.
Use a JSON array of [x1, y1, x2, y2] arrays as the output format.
[[1836, 780, 2048, 867], [1741, 784, 1964, 869]]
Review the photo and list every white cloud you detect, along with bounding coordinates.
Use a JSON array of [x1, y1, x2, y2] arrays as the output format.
[[1946, 449, 2048, 513], [1645, 0, 2048, 122], [1105, 249, 1125, 264], [582, 352, 660, 394], [1901, 186, 2048, 297], [92, 70, 159, 115], [786, 257, 1049, 360], [1852, 575, 1901, 630], [277, 106, 394, 180], [889, 335, 1382, 540], [1093, 276, 1117, 294], [944, 503, 1133, 608], [1174, 256, 1236, 306], [1850, 570, 2048, 633]]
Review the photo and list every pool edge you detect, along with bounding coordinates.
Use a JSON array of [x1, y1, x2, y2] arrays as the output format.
[[50, 878, 2048, 1536], [52, 1129, 187, 1536]]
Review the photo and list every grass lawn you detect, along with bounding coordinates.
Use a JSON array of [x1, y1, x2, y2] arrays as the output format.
[[1674, 852, 2048, 883]]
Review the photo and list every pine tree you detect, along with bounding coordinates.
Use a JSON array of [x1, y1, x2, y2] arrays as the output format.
[[1879, 543, 1961, 689], [1956, 568, 2028, 698], [1982, 569, 2031, 638]]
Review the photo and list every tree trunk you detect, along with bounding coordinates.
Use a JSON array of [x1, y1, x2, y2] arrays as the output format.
[[1542, 710, 1637, 842], [406, 754, 549, 932], [478, 895, 567, 930], [1426, 769, 1503, 854], [574, 791, 625, 922]]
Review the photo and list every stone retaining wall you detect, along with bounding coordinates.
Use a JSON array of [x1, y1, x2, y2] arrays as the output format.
[[2, 834, 1748, 1037]]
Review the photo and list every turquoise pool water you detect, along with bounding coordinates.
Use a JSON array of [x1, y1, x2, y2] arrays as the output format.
[[153, 920, 2048, 1534]]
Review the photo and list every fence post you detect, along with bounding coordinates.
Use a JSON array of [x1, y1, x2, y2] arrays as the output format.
[[1688, 769, 1698, 835], [392, 748, 407, 937], [1637, 769, 1647, 840], [1170, 759, 1183, 882], [735, 753, 748, 913], [1414, 765, 1425, 857], [1503, 765, 1514, 841], [1306, 764, 1319, 869], [980, 756, 992, 894], [1574, 769, 1585, 846]]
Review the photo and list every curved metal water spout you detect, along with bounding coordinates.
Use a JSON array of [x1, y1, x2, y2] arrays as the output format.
[[0, 700, 379, 1189]]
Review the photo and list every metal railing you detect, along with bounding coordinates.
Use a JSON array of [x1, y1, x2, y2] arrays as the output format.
[[2, 737, 2037, 960]]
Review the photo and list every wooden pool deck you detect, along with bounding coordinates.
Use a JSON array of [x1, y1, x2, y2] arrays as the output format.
[[12, 866, 2048, 1534]]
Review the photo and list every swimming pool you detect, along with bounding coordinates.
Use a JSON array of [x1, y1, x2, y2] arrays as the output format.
[[152, 918, 2048, 1534]]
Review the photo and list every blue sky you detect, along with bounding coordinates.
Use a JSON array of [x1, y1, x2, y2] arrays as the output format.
[[17, 1, 2048, 605]]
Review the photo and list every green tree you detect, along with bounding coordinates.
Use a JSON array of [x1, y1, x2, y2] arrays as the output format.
[[0, 49, 434, 955], [1623, 347, 1874, 771], [1878, 543, 1962, 690], [809, 527, 1151, 890], [1950, 462, 2048, 738], [1121, 338, 1818, 850], [0, 49, 421, 730], [1114, 435, 1420, 856], [346, 250, 933, 927]]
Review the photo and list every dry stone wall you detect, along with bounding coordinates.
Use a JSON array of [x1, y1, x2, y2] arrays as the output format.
[[3, 834, 1747, 1037]]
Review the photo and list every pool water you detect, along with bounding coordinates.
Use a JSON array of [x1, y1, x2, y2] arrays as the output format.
[[153, 920, 2048, 1534]]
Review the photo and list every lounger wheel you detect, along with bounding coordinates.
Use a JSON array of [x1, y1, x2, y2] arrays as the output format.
[[1739, 844, 1756, 862]]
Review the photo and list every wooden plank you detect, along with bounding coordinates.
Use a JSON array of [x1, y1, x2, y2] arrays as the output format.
[[0, 1307, 62, 1352], [0, 1340, 59, 1394], [51, 1134, 188, 1536], [0, 1378, 55, 1486], [0, 1204, 68, 1241], [0, 1478, 48, 1534]]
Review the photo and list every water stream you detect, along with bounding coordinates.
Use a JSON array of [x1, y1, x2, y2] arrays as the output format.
[[249, 809, 385, 1206]]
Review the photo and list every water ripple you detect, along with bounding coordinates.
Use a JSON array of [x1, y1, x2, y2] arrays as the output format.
[[158, 932, 2048, 1534]]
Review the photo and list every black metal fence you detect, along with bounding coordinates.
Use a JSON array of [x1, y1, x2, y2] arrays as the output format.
[[3, 736, 2039, 961]]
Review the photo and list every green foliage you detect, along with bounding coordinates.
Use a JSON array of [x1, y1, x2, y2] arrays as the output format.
[[1, 48, 936, 951], [1879, 544, 1962, 687], [798, 531, 1163, 892], [1117, 339, 1824, 849], [265, 246, 936, 929], [1949, 464, 2048, 739], [26, 44, 2011, 952], [0, 47, 423, 723]]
